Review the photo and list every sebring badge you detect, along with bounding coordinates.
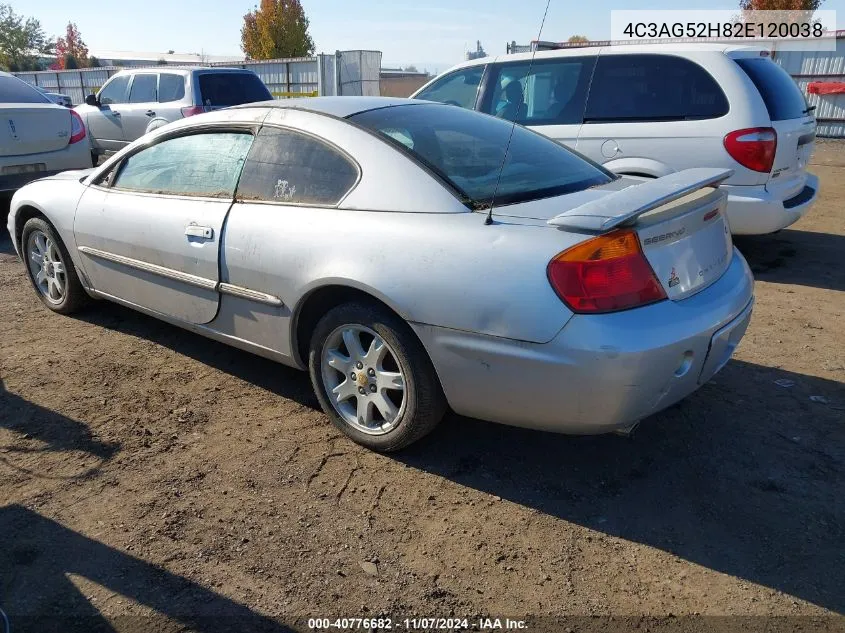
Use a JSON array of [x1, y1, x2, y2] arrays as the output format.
[[7, 118, 18, 140], [668, 268, 681, 288]]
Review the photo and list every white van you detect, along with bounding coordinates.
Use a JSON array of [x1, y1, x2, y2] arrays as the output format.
[[412, 44, 818, 235]]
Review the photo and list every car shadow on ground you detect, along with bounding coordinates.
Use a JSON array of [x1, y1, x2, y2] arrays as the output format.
[[397, 359, 845, 614], [78, 300, 845, 614], [0, 378, 120, 479], [77, 304, 320, 412], [734, 229, 845, 292], [0, 504, 294, 633]]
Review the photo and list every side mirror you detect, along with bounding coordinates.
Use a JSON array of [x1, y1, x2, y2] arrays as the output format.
[[85, 94, 99, 107]]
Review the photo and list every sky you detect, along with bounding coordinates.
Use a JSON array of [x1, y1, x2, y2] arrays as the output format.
[[18, 0, 845, 74]]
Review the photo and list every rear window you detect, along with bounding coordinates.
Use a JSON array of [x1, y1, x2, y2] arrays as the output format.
[[735, 57, 808, 121], [197, 72, 272, 107], [585, 54, 728, 122], [158, 73, 186, 102], [350, 103, 614, 208], [0, 76, 50, 104]]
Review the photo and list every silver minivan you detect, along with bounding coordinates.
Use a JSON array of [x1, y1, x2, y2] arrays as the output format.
[[412, 44, 818, 235], [75, 67, 272, 164]]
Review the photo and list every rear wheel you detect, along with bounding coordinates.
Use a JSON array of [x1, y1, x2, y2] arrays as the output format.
[[308, 301, 446, 452], [21, 217, 88, 314]]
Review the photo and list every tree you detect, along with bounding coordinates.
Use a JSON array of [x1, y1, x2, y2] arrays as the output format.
[[63, 54, 79, 69], [88, 56, 100, 68], [54, 22, 88, 69], [241, 0, 315, 60], [403, 65, 418, 72], [567, 35, 589, 43], [157, 57, 167, 65], [739, 0, 822, 9], [0, 4, 53, 71]]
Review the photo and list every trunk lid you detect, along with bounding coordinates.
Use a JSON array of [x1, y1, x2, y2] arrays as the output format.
[[767, 116, 816, 200], [1, 104, 71, 157], [635, 188, 732, 300]]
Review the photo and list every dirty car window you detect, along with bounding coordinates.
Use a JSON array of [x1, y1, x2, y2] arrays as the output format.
[[112, 132, 253, 197], [236, 126, 358, 205]]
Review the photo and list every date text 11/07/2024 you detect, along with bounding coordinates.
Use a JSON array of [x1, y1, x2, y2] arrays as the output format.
[[307, 617, 528, 630]]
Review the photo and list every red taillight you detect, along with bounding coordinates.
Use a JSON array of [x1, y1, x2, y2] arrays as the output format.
[[181, 105, 205, 118], [547, 230, 667, 314], [723, 127, 777, 173], [69, 109, 86, 145]]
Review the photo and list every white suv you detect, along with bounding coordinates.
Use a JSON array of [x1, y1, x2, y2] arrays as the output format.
[[412, 44, 818, 235]]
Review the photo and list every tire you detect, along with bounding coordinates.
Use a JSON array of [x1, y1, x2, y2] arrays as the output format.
[[308, 301, 446, 452], [21, 217, 89, 315]]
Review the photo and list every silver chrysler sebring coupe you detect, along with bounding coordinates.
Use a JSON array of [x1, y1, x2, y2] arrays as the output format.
[[7, 97, 754, 451]]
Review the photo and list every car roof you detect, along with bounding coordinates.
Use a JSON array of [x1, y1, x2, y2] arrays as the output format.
[[234, 96, 422, 119], [112, 66, 257, 77], [444, 42, 763, 71]]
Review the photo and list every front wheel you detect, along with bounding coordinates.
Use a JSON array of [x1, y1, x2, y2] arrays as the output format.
[[308, 301, 446, 452], [21, 217, 89, 314]]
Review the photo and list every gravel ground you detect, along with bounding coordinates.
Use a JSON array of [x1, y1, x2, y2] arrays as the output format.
[[1, 143, 844, 633]]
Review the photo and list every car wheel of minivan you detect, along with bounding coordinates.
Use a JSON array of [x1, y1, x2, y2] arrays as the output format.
[[308, 301, 446, 452]]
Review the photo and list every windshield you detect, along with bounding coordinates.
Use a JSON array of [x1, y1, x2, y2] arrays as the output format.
[[349, 103, 614, 207]]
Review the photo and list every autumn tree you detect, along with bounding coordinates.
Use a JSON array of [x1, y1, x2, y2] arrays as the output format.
[[739, 0, 822, 9], [241, 0, 315, 60], [0, 4, 53, 71], [568, 35, 589, 43], [55, 22, 88, 69]]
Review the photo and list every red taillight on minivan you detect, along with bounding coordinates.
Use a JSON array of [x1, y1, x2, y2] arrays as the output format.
[[547, 230, 667, 314], [181, 105, 205, 118], [69, 109, 86, 145], [723, 127, 777, 173]]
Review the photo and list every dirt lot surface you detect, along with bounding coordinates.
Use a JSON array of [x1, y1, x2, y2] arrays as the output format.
[[1, 143, 844, 633]]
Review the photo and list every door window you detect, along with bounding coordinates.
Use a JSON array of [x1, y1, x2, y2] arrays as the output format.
[[112, 132, 253, 197], [480, 57, 595, 125], [236, 126, 358, 206], [98, 75, 130, 105], [129, 74, 158, 103], [158, 73, 186, 103], [414, 66, 485, 110], [584, 54, 728, 122]]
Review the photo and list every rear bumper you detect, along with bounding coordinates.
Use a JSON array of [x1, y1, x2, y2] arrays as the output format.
[[413, 249, 754, 434], [0, 142, 91, 194], [723, 173, 819, 235]]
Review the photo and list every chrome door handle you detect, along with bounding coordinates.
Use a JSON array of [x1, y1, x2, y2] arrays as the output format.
[[185, 225, 213, 239], [110, 111, 121, 117], [145, 110, 156, 117]]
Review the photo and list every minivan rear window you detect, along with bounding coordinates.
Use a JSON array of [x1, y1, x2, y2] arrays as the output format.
[[198, 72, 272, 107], [735, 58, 808, 121], [584, 54, 728, 122]]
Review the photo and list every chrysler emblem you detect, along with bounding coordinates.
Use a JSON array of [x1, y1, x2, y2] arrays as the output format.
[[7, 118, 18, 140]]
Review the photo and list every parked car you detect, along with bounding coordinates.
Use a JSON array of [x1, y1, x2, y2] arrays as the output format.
[[0, 71, 90, 197], [7, 97, 754, 451], [413, 44, 818, 235], [33, 85, 73, 108], [74, 67, 273, 165]]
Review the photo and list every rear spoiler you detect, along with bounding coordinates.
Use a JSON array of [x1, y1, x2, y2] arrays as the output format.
[[547, 168, 733, 232]]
